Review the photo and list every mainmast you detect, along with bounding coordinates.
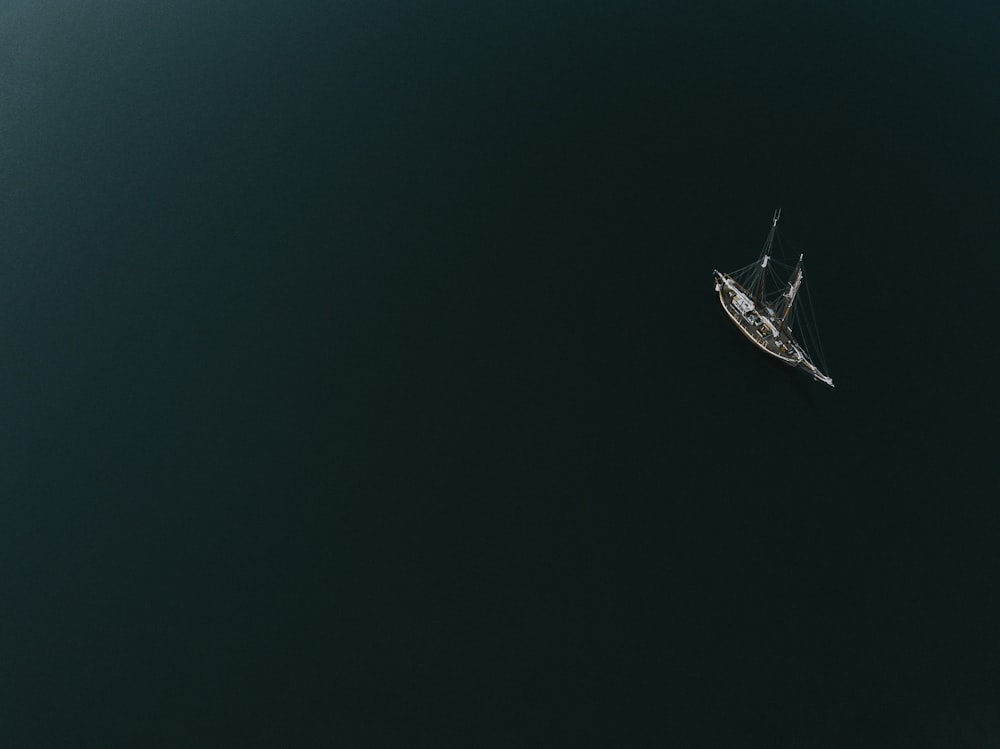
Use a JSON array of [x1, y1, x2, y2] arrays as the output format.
[[752, 208, 780, 303]]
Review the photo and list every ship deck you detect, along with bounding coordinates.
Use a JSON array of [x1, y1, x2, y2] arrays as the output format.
[[715, 277, 800, 366]]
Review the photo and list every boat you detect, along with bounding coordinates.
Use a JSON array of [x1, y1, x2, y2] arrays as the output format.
[[713, 210, 834, 387]]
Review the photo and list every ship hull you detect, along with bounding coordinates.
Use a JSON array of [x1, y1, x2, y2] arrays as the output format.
[[714, 271, 801, 366], [711, 212, 835, 387]]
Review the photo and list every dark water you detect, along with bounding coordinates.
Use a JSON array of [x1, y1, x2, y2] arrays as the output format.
[[2, 1, 998, 746]]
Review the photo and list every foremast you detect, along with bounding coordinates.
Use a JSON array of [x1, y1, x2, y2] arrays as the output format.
[[778, 254, 803, 332]]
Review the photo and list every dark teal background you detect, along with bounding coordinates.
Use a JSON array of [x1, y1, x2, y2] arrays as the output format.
[[1, 1, 997, 745]]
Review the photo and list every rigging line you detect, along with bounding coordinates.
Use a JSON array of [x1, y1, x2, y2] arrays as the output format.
[[797, 314, 816, 361], [791, 303, 814, 356], [797, 304, 825, 374], [804, 281, 829, 372]]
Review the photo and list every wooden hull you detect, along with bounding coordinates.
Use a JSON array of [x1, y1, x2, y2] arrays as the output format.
[[714, 272, 801, 366]]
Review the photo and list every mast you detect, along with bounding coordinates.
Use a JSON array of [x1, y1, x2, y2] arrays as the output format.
[[752, 208, 780, 303], [778, 254, 804, 331]]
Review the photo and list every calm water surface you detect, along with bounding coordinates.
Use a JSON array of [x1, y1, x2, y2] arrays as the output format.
[[1, 1, 998, 745]]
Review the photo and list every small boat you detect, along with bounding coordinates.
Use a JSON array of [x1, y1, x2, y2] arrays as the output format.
[[713, 210, 834, 387]]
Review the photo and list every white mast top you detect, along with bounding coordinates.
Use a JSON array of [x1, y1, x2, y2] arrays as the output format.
[[760, 209, 780, 269]]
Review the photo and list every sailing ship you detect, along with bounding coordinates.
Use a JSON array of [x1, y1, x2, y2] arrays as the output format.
[[713, 210, 834, 387]]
